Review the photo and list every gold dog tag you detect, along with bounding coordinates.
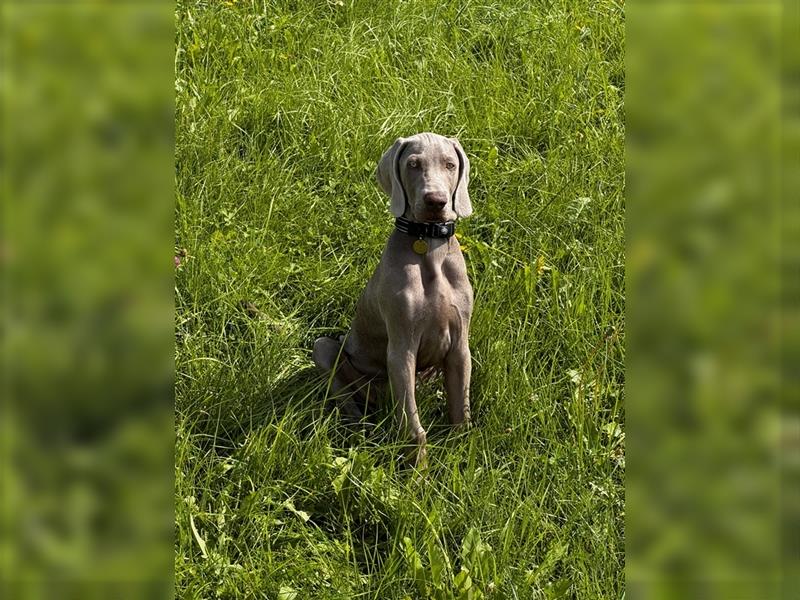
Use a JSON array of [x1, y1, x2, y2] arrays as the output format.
[[412, 239, 428, 255]]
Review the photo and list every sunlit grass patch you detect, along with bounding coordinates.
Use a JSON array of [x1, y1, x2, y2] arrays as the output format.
[[175, 0, 624, 597]]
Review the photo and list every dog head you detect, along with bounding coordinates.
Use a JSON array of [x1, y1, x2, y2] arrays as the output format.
[[377, 132, 472, 222]]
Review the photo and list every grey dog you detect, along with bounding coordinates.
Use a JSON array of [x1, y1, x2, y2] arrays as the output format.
[[313, 132, 474, 467]]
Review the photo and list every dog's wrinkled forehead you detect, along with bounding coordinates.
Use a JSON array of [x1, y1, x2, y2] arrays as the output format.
[[402, 133, 457, 161]]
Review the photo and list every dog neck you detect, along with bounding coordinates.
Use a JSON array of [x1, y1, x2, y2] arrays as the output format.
[[394, 215, 456, 240], [389, 228, 455, 262]]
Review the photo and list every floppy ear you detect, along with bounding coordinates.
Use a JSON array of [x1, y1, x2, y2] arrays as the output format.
[[376, 137, 408, 217], [450, 138, 472, 218]]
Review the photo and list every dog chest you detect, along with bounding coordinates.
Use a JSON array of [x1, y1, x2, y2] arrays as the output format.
[[414, 284, 466, 367]]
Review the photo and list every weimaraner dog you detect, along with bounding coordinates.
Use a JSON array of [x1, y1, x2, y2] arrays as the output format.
[[313, 132, 473, 467]]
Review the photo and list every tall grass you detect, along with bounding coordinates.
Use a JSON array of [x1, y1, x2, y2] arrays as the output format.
[[175, 0, 624, 597]]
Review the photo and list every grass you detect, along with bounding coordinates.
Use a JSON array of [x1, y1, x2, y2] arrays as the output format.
[[174, 0, 625, 597]]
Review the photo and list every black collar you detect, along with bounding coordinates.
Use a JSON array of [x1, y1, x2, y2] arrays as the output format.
[[394, 216, 456, 239]]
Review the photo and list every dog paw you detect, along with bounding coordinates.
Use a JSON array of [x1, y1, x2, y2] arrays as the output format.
[[451, 416, 472, 433], [312, 336, 341, 371], [403, 430, 428, 470], [413, 444, 428, 471]]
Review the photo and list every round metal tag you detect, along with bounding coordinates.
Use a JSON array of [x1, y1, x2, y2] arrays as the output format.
[[412, 239, 428, 255]]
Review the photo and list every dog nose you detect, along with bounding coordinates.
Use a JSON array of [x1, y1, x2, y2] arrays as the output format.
[[423, 191, 448, 208]]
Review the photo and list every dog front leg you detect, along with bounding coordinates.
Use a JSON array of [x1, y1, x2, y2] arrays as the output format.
[[386, 343, 426, 468], [444, 340, 472, 427]]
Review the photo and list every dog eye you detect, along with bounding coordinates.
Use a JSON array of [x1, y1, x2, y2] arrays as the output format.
[[446, 162, 457, 170], [408, 159, 419, 169]]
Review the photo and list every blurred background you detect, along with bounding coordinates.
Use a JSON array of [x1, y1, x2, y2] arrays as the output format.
[[0, 0, 795, 598], [1, 2, 175, 598], [627, 2, 796, 598]]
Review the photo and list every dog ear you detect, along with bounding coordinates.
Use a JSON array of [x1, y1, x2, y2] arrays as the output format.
[[450, 138, 472, 218], [376, 137, 408, 217]]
